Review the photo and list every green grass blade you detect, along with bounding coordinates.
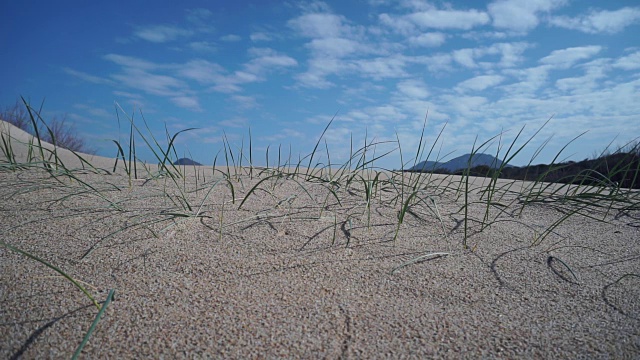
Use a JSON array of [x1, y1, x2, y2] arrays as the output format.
[[1, 240, 100, 309], [72, 289, 116, 360]]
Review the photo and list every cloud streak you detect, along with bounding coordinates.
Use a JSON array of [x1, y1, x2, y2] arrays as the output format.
[[549, 7, 640, 34]]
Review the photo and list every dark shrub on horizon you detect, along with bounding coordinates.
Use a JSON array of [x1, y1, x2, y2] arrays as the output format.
[[1, 99, 96, 154], [174, 158, 202, 166], [410, 146, 640, 190]]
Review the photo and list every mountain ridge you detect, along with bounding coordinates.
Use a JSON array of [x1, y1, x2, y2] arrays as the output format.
[[408, 153, 512, 172]]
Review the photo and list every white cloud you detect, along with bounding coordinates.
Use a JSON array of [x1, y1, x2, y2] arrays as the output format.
[[448, 42, 531, 70], [295, 56, 350, 89], [356, 56, 408, 79], [295, 71, 335, 89], [189, 41, 217, 52], [249, 54, 298, 69], [288, 13, 349, 38], [424, 53, 454, 73], [501, 65, 553, 95], [72, 104, 112, 118], [111, 68, 187, 98], [178, 60, 225, 84], [134, 25, 193, 43], [218, 117, 248, 129], [613, 51, 640, 70], [103, 54, 160, 71], [112, 91, 147, 108], [185, 8, 213, 24], [343, 110, 369, 121], [488, 0, 567, 32], [260, 128, 305, 142], [378, 13, 417, 35], [177, 59, 267, 93], [220, 34, 242, 42], [554, 59, 609, 95], [453, 49, 477, 68], [549, 7, 640, 34], [233, 71, 259, 83], [456, 75, 505, 92], [113, 90, 144, 104], [177, 53, 294, 93], [492, 42, 531, 67], [406, 9, 490, 30], [113, 91, 143, 100], [212, 83, 242, 93], [63, 68, 114, 85], [231, 95, 258, 109], [307, 37, 362, 58], [363, 105, 407, 122], [407, 32, 446, 47], [339, 82, 385, 104], [440, 95, 489, 121], [297, 1, 333, 14], [244, 48, 298, 76], [250, 32, 272, 41], [396, 79, 429, 99], [539, 45, 602, 68], [171, 96, 201, 111], [102, 55, 199, 108]]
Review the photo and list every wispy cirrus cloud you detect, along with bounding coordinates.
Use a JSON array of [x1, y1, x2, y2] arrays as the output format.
[[63, 68, 114, 85], [539, 45, 602, 68], [230, 95, 258, 109], [185, 8, 214, 25], [549, 6, 640, 34], [243, 48, 298, 77], [72, 103, 112, 119], [176, 60, 248, 93], [260, 128, 305, 142], [177, 60, 226, 84], [189, 41, 217, 52], [170, 96, 201, 111], [355, 55, 409, 79], [407, 32, 446, 47], [456, 75, 506, 92], [488, 0, 567, 33], [613, 50, 640, 70], [406, 9, 491, 30], [134, 25, 193, 43], [78, 46, 295, 115], [250, 32, 272, 42], [306, 37, 368, 58], [396, 79, 429, 99], [220, 34, 242, 42], [448, 42, 531, 69], [103, 54, 162, 71], [133, 7, 214, 44], [379, 6, 490, 34], [288, 13, 355, 38], [110, 68, 187, 98], [101, 54, 203, 111]]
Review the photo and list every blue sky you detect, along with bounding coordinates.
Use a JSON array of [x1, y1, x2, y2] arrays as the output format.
[[2, 0, 639, 168]]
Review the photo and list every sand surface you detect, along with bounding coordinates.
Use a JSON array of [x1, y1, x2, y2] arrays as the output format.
[[1, 120, 639, 358]]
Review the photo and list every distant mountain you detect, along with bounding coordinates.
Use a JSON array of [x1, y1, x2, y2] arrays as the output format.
[[408, 153, 512, 172], [173, 158, 202, 166]]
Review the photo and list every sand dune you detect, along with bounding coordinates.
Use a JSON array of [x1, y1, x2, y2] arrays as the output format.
[[1, 119, 639, 358]]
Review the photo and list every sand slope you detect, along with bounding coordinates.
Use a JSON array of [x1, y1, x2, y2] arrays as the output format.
[[1, 120, 639, 358]]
